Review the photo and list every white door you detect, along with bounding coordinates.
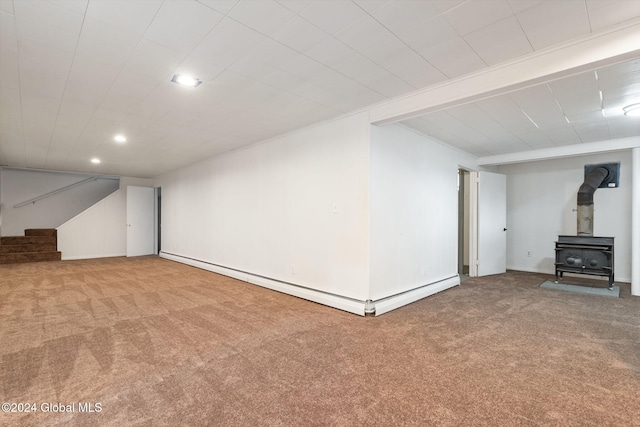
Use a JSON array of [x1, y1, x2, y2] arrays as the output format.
[[127, 186, 155, 257], [476, 171, 507, 276]]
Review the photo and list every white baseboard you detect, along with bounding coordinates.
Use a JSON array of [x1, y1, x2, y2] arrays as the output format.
[[159, 252, 366, 316], [61, 253, 126, 261], [374, 276, 460, 316], [159, 253, 461, 316]]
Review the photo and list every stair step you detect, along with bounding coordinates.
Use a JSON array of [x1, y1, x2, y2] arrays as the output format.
[[0, 244, 57, 254], [0, 251, 62, 264], [25, 228, 57, 237], [0, 236, 57, 246]]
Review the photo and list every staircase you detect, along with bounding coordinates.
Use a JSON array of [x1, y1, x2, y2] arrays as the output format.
[[0, 229, 62, 264]]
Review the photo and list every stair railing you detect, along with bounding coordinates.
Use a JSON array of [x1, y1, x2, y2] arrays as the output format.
[[13, 176, 119, 208]]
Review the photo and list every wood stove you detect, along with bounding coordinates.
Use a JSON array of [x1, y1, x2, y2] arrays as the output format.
[[554, 235, 615, 289]]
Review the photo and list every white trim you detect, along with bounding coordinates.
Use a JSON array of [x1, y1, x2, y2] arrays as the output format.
[[159, 252, 366, 316], [478, 137, 640, 166], [374, 276, 460, 316], [632, 147, 640, 296], [62, 253, 126, 261], [369, 20, 640, 125]]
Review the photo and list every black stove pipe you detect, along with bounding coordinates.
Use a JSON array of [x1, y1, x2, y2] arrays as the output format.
[[577, 166, 609, 236]]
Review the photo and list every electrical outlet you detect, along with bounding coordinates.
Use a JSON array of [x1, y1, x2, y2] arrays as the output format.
[[527, 251, 532, 257]]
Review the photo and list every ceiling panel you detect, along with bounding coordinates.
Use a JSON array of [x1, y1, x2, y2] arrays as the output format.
[[300, 0, 366, 35], [443, 0, 512, 36], [516, 1, 591, 50], [144, 0, 224, 51], [1, 0, 639, 177], [464, 16, 533, 66]]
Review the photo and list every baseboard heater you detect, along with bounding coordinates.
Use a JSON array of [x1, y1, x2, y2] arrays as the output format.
[[160, 252, 460, 316]]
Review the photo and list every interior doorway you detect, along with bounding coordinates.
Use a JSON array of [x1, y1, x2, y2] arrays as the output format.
[[458, 169, 471, 279], [155, 187, 162, 254]]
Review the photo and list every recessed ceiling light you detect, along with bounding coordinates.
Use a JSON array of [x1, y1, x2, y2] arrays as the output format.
[[114, 134, 127, 143], [623, 103, 640, 117], [91, 158, 101, 164], [171, 74, 202, 87]]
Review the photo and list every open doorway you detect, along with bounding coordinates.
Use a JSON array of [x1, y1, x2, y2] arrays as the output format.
[[458, 169, 471, 280], [155, 187, 162, 254]]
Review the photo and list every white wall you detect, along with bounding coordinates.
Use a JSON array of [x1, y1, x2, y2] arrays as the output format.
[[155, 112, 371, 302], [369, 124, 478, 300], [499, 151, 632, 282], [0, 168, 119, 236], [57, 177, 153, 260]]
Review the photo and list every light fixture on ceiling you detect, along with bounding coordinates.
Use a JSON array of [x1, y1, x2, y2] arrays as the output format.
[[114, 134, 127, 143], [171, 74, 202, 87], [91, 158, 101, 164], [623, 103, 640, 117]]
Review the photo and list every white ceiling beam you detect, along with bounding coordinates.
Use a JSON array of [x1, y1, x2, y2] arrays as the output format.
[[369, 20, 640, 125], [477, 136, 640, 166]]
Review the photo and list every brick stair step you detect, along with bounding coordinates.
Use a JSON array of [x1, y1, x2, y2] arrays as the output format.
[[25, 228, 57, 237], [1, 236, 57, 246], [0, 244, 58, 254], [0, 251, 62, 264]]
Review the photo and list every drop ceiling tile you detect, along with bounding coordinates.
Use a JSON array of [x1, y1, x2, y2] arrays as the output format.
[[548, 71, 599, 97], [1, 0, 14, 14], [565, 110, 606, 123], [336, 16, 393, 53], [361, 37, 415, 70], [275, 0, 314, 14], [384, 53, 447, 89], [465, 16, 533, 66], [572, 120, 611, 142], [443, 0, 513, 36], [86, 0, 162, 37], [304, 37, 357, 67], [507, 1, 545, 14], [300, 0, 367, 35], [76, 18, 140, 68], [606, 116, 640, 139], [476, 96, 538, 133], [447, 104, 513, 139], [244, 38, 300, 67], [0, 48, 19, 89], [557, 92, 602, 116], [0, 11, 18, 52], [111, 69, 162, 100], [144, 1, 224, 51], [0, 139, 26, 167], [24, 145, 47, 169], [587, 0, 640, 31], [400, 15, 459, 52], [125, 39, 184, 81], [271, 16, 329, 52], [516, 1, 590, 50], [20, 69, 66, 100], [544, 125, 582, 145], [176, 56, 225, 82], [372, 0, 440, 36], [191, 18, 266, 68], [418, 36, 486, 78], [229, 0, 294, 35], [64, 77, 112, 108], [13, 0, 84, 37], [513, 131, 556, 150], [15, 16, 78, 53], [18, 41, 74, 80], [431, 0, 466, 14]]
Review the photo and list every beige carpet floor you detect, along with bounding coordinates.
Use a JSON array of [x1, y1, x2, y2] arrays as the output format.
[[1, 257, 639, 426]]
